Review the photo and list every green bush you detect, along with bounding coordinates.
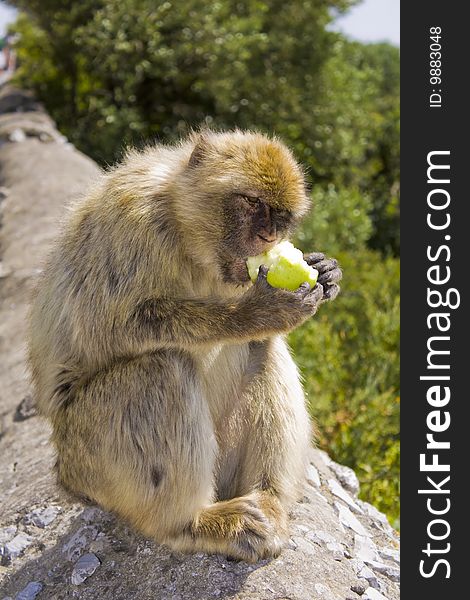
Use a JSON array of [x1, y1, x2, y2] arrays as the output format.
[[297, 185, 373, 255], [290, 244, 400, 525]]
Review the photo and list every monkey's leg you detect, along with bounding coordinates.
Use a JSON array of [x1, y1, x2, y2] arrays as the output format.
[[53, 351, 281, 562], [225, 337, 312, 542]]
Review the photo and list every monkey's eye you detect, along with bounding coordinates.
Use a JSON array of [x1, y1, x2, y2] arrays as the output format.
[[241, 195, 260, 206]]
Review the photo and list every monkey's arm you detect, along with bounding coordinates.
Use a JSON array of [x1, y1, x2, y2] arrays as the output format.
[[127, 269, 323, 349], [304, 252, 342, 302]]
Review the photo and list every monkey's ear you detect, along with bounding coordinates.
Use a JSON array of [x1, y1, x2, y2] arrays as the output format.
[[188, 133, 211, 167]]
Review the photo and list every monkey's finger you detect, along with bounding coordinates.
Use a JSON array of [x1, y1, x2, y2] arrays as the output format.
[[256, 264, 270, 285], [314, 258, 339, 275], [305, 283, 324, 307], [322, 283, 340, 302], [304, 252, 325, 266], [318, 267, 343, 286], [295, 282, 311, 297]]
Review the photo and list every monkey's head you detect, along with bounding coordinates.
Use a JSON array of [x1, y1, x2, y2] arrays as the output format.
[[173, 130, 310, 285]]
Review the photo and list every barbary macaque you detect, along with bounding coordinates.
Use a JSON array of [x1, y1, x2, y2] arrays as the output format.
[[28, 130, 342, 561]]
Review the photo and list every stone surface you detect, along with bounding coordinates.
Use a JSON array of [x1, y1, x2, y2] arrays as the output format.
[[1, 533, 33, 561], [328, 478, 363, 514], [0, 527, 17, 545], [24, 507, 61, 529], [329, 463, 361, 497], [14, 581, 43, 600], [335, 502, 369, 537], [62, 526, 99, 562], [13, 395, 37, 422], [307, 463, 321, 487], [363, 587, 389, 600], [378, 546, 400, 566], [70, 553, 101, 585], [0, 84, 400, 599], [354, 533, 380, 563]]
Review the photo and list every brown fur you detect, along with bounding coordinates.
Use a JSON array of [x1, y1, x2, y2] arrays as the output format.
[[28, 130, 335, 562]]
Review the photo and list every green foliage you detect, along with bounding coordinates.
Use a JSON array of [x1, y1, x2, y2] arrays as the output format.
[[11, 2, 399, 251], [297, 185, 373, 256], [10, 0, 355, 162], [292, 185, 400, 524], [289, 247, 400, 525], [9, 0, 399, 523], [311, 40, 400, 254]]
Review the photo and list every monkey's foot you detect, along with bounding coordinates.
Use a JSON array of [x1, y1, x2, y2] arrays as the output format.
[[188, 493, 286, 562]]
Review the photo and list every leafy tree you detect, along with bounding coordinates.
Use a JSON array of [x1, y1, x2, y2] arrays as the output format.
[[9, 0, 355, 161], [310, 40, 400, 254]]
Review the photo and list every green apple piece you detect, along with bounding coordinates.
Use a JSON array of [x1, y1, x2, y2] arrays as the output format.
[[267, 255, 318, 291], [246, 253, 267, 283], [246, 240, 319, 291]]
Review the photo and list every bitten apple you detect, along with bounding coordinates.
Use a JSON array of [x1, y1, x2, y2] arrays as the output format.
[[246, 241, 318, 292]]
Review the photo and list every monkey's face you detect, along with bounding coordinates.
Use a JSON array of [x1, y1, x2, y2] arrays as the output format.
[[219, 192, 298, 284], [215, 138, 309, 285], [179, 131, 311, 285]]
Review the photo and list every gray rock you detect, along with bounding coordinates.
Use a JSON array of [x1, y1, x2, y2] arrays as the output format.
[[334, 502, 368, 536], [318, 451, 360, 496], [366, 560, 400, 583], [80, 507, 104, 523], [305, 530, 348, 560], [307, 529, 338, 545], [306, 463, 321, 487], [326, 542, 345, 561], [357, 500, 396, 537], [8, 128, 26, 143], [330, 463, 360, 496], [15, 582, 43, 600], [354, 533, 380, 563], [71, 552, 101, 585], [2, 533, 33, 560], [313, 489, 330, 504], [349, 558, 366, 574], [357, 564, 384, 592], [378, 546, 400, 566], [362, 587, 389, 600], [351, 582, 367, 595], [0, 261, 12, 278], [289, 535, 317, 556], [13, 394, 37, 422], [314, 582, 341, 599], [0, 525, 17, 544], [328, 478, 362, 513], [62, 526, 99, 562], [24, 506, 61, 528]]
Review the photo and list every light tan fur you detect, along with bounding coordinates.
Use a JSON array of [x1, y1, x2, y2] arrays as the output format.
[[28, 130, 338, 562]]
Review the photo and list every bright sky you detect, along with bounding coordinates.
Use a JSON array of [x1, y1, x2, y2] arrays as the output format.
[[0, 0, 399, 44], [332, 0, 400, 45], [0, 2, 15, 37]]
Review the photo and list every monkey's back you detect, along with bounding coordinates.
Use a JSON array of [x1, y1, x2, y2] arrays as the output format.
[[27, 157, 186, 419]]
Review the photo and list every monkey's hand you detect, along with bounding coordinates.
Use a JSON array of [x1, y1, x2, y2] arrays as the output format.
[[241, 265, 324, 334], [304, 252, 342, 302]]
